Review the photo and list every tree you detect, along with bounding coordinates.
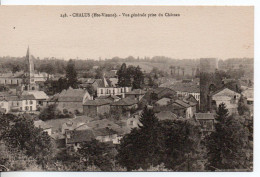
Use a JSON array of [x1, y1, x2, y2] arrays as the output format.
[[85, 84, 95, 96], [237, 96, 250, 116], [39, 104, 61, 121], [3, 117, 54, 168], [161, 119, 205, 171], [117, 63, 128, 87], [205, 103, 251, 171], [66, 59, 78, 89], [132, 66, 144, 89], [117, 106, 164, 171], [78, 139, 115, 171]]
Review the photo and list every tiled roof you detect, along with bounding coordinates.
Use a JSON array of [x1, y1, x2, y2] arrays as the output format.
[[93, 127, 118, 136], [66, 129, 95, 144], [110, 97, 138, 106], [169, 83, 200, 93], [83, 99, 112, 106], [194, 113, 215, 120], [125, 89, 146, 95], [21, 94, 36, 100], [155, 98, 171, 106], [174, 100, 191, 108], [4, 96, 21, 101], [45, 118, 71, 133], [58, 87, 89, 102], [23, 91, 49, 100], [155, 111, 178, 121]]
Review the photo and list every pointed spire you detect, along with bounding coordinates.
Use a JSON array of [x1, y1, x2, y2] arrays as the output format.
[[26, 45, 30, 57]]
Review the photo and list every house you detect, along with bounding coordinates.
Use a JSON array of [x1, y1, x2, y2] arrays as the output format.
[[124, 89, 146, 101], [161, 99, 196, 118], [61, 115, 93, 134], [194, 113, 215, 137], [0, 97, 9, 113], [242, 88, 253, 105], [97, 86, 132, 98], [21, 94, 37, 112], [22, 90, 49, 106], [211, 87, 241, 114], [155, 111, 178, 121], [45, 118, 72, 134], [34, 120, 52, 135], [150, 87, 177, 100], [65, 129, 95, 151], [93, 127, 121, 144], [169, 82, 200, 103], [110, 97, 138, 114], [95, 95, 120, 102], [83, 99, 112, 117], [55, 87, 93, 113]]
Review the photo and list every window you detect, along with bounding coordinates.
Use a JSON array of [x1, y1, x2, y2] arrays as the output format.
[[25, 106, 29, 111], [26, 100, 28, 105], [17, 102, 19, 106], [30, 100, 33, 105], [30, 106, 32, 111], [101, 89, 103, 94], [130, 120, 134, 126]]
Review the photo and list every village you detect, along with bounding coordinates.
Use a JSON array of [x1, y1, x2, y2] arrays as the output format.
[[0, 47, 254, 171]]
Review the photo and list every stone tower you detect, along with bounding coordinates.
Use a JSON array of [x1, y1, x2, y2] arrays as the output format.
[[24, 46, 37, 91]]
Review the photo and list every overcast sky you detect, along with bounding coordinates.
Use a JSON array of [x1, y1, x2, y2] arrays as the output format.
[[0, 6, 254, 60]]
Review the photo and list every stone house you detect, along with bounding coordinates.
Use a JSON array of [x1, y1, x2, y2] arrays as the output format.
[[125, 89, 146, 101], [194, 113, 215, 137], [83, 99, 112, 118], [65, 129, 95, 151], [110, 97, 138, 115], [54, 87, 93, 113], [211, 87, 241, 115]]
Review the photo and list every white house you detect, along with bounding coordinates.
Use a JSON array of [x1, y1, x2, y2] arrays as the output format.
[[211, 88, 241, 114], [21, 94, 37, 112]]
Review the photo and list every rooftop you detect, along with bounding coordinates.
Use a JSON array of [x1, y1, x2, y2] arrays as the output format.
[[110, 97, 138, 106], [83, 99, 112, 106], [125, 89, 146, 95], [155, 111, 178, 121], [66, 129, 95, 144]]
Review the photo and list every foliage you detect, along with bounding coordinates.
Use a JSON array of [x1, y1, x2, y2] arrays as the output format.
[[205, 103, 252, 171], [117, 63, 144, 88], [85, 84, 95, 96], [66, 59, 78, 89], [117, 106, 164, 171], [39, 104, 61, 121], [0, 141, 41, 171], [78, 139, 115, 171], [161, 119, 205, 171], [2, 117, 54, 168], [237, 96, 250, 116]]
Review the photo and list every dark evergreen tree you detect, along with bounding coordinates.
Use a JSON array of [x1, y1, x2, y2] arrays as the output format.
[[132, 66, 144, 89], [78, 139, 114, 171], [205, 103, 252, 171], [117, 63, 128, 87], [66, 59, 78, 89], [117, 106, 164, 171], [161, 119, 205, 171]]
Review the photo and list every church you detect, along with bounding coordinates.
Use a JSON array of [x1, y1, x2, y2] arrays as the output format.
[[0, 47, 51, 91]]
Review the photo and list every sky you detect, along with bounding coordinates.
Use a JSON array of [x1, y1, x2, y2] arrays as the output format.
[[0, 6, 254, 60]]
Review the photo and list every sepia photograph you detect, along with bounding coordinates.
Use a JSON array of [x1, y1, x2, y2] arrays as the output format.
[[0, 5, 254, 172]]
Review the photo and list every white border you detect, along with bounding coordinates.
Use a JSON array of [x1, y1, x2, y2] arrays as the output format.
[[0, 1, 259, 177]]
